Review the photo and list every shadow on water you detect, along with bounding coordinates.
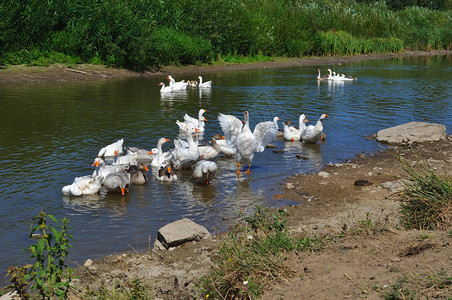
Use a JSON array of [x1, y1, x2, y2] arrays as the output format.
[[0, 55, 451, 284]]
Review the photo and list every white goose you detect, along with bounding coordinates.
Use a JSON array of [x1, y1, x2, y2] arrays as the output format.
[[220, 111, 279, 176], [197, 76, 212, 88], [212, 133, 237, 156], [62, 175, 102, 196], [97, 139, 124, 158], [182, 109, 207, 132], [91, 157, 123, 182], [168, 75, 188, 90], [301, 114, 328, 143], [171, 131, 200, 169], [150, 138, 172, 168], [159, 82, 173, 93], [283, 114, 308, 141], [193, 160, 217, 184], [198, 136, 221, 160]]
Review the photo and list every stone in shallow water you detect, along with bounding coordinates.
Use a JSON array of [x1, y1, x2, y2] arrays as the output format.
[[376, 122, 446, 145], [155, 218, 211, 250]]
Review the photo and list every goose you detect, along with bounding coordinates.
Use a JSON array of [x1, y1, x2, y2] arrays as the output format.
[[317, 69, 328, 81], [283, 114, 308, 141], [171, 131, 200, 169], [182, 109, 207, 132], [97, 139, 124, 158], [197, 76, 212, 88], [150, 138, 172, 168], [113, 151, 138, 166], [193, 160, 217, 184], [168, 75, 188, 90], [159, 82, 173, 93], [301, 114, 328, 143], [103, 171, 130, 195], [126, 146, 154, 163], [220, 111, 279, 176], [211, 133, 236, 156], [127, 163, 149, 185], [91, 157, 123, 182], [327, 69, 333, 80], [198, 136, 222, 160], [157, 164, 177, 182], [62, 175, 102, 196]]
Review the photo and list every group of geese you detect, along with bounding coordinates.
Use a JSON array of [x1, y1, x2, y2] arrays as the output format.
[[159, 75, 212, 93], [62, 108, 328, 197], [317, 68, 358, 81]]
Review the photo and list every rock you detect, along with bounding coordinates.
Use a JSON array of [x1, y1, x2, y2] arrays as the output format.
[[380, 179, 409, 193], [84, 259, 93, 267], [286, 182, 295, 189], [0, 292, 17, 300], [156, 218, 211, 250], [354, 179, 372, 186], [318, 171, 330, 178], [376, 122, 446, 145]]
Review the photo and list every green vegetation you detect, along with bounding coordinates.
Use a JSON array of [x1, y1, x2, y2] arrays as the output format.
[[198, 207, 325, 299], [1, 0, 451, 70], [399, 157, 452, 230], [82, 278, 155, 300], [2, 211, 74, 299]]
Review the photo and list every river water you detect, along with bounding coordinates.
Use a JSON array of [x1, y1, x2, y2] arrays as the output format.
[[0, 55, 451, 283]]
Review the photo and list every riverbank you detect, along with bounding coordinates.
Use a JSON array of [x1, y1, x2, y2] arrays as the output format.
[[1, 50, 451, 84], [61, 135, 451, 299]]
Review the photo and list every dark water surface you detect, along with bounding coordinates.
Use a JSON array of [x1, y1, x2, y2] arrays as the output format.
[[0, 55, 451, 283]]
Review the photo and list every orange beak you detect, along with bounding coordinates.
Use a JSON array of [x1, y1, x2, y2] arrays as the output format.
[[144, 165, 149, 171], [114, 150, 118, 156], [203, 117, 207, 121], [195, 128, 200, 133], [168, 167, 171, 173], [148, 150, 153, 154], [121, 187, 125, 195], [92, 160, 99, 167], [221, 135, 226, 139], [165, 138, 170, 142]]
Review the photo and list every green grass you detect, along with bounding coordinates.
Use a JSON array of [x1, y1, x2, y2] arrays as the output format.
[[398, 156, 452, 230], [198, 207, 326, 299]]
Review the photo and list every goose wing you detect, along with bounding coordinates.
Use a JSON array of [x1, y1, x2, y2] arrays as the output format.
[[253, 121, 278, 152], [218, 113, 242, 147]]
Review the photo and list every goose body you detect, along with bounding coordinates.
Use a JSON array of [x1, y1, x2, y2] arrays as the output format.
[[171, 131, 200, 169], [197, 76, 212, 88], [157, 164, 177, 182], [97, 139, 124, 158], [168, 75, 188, 90], [301, 114, 328, 143], [193, 160, 217, 184], [182, 109, 207, 132], [150, 138, 172, 168], [62, 175, 102, 196], [127, 163, 149, 185], [198, 136, 221, 160], [317, 69, 328, 81], [159, 82, 173, 93], [103, 171, 130, 195], [283, 114, 308, 141], [91, 157, 123, 182], [220, 111, 278, 176]]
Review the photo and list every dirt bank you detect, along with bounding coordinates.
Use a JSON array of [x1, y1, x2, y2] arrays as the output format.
[[1, 50, 451, 84]]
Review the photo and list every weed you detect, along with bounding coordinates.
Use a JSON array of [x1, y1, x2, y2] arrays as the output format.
[[397, 156, 452, 230], [2, 210, 74, 299], [383, 276, 416, 300]]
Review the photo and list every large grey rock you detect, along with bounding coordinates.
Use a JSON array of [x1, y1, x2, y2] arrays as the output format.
[[376, 122, 446, 145], [156, 218, 211, 250]]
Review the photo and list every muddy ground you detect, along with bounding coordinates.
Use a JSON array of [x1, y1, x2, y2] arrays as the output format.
[[1, 51, 451, 299], [1, 50, 451, 84]]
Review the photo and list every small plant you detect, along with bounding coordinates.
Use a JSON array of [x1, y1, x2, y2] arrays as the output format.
[[3, 211, 74, 299], [383, 276, 416, 300], [398, 156, 452, 230], [296, 234, 325, 252], [198, 207, 295, 299]]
